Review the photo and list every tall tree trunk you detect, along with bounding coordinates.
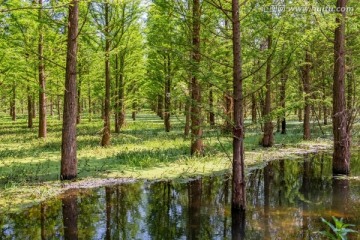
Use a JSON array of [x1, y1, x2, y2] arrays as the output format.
[[209, 84, 215, 126], [11, 83, 16, 121], [157, 94, 163, 119], [32, 95, 36, 118], [61, 0, 78, 180], [302, 50, 311, 140], [27, 87, 33, 128], [251, 75, 257, 124], [322, 71, 328, 125], [279, 56, 287, 134], [101, 2, 111, 147], [88, 81, 92, 122], [38, 0, 46, 138], [57, 95, 61, 120], [184, 80, 191, 136], [261, 35, 274, 147], [132, 101, 136, 121], [223, 91, 233, 132], [164, 54, 171, 132], [190, 0, 203, 155], [332, 0, 350, 175], [76, 75, 81, 124], [231, 0, 246, 211], [114, 54, 120, 133]]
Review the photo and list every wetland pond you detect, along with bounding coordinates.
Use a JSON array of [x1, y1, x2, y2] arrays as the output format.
[[1, 152, 360, 239]]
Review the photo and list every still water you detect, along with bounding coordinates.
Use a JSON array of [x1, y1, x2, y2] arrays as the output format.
[[1, 153, 360, 239]]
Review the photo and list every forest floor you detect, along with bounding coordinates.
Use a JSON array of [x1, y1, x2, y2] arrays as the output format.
[[0, 110, 356, 213]]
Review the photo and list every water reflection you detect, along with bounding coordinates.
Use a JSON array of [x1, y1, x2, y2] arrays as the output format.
[[62, 190, 78, 240], [1, 153, 360, 239]]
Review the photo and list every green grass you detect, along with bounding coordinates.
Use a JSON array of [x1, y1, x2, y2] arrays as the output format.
[[1, 109, 356, 213]]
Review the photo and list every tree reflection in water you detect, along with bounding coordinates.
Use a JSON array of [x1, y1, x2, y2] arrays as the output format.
[[2, 153, 360, 239]]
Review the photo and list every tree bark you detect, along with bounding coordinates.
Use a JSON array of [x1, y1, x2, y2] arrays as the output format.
[[279, 55, 287, 134], [302, 50, 311, 140], [209, 84, 215, 126], [76, 75, 81, 124], [231, 0, 246, 211], [101, 2, 111, 147], [61, 0, 78, 180], [11, 83, 16, 121], [164, 54, 171, 132], [261, 35, 274, 147], [157, 94, 163, 119], [114, 54, 120, 133], [38, 0, 46, 138], [190, 0, 203, 155], [332, 0, 350, 175], [27, 87, 33, 128]]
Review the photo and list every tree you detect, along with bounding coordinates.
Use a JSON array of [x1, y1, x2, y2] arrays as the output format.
[[332, 0, 350, 175], [61, 0, 79, 181], [190, 0, 203, 155], [231, 0, 245, 211], [38, 0, 47, 138]]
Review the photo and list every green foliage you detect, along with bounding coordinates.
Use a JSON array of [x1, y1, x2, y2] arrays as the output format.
[[319, 216, 358, 240]]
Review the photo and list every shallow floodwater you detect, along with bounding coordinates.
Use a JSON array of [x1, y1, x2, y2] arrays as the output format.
[[1, 153, 360, 239]]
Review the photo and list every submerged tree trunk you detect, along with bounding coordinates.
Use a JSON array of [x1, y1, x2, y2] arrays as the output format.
[[101, 2, 111, 147], [38, 0, 46, 138], [261, 35, 274, 147], [61, 0, 78, 180], [332, 0, 350, 175], [231, 0, 246, 211], [190, 0, 203, 155], [302, 50, 311, 140]]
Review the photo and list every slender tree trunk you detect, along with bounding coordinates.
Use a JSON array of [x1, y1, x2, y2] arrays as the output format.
[[132, 101, 136, 121], [302, 50, 311, 140], [101, 2, 111, 147], [61, 0, 78, 180], [231, 0, 246, 211], [114, 54, 120, 133], [261, 35, 274, 147], [76, 76, 81, 124], [32, 95, 36, 118], [88, 81, 92, 122], [209, 84, 215, 126], [279, 56, 287, 134], [164, 54, 171, 132], [38, 0, 46, 138], [223, 91, 233, 132], [190, 0, 203, 155], [57, 95, 61, 120], [27, 87, 33, 128], [11, 83, 16, 121], [322, 72, 328, 125], [251, 73, 257, 124], [157, 94, 163, 119], [184, 80, 191, 136], [332, 0, 350, 175]]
